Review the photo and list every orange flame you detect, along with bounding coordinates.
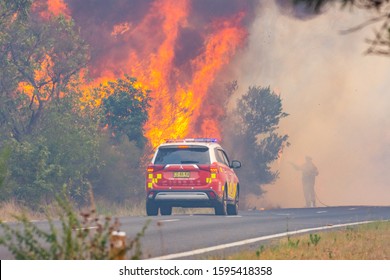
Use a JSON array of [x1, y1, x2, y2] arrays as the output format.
[[47, 0, 69, 16], [38, 0, 248, 148], [33, 0, 70, 19], [18, 54, 55, 103], [186, 13, 246, 140], [110, 0, 247, 147]]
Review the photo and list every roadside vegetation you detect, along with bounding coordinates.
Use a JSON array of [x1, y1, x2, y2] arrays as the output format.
[[0, 1, 150, 213], [0, 191, 148, 260], [211, 221, 390, 260], [0, 199, 147, 222]]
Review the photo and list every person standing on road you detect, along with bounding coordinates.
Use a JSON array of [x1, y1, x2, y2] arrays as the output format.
[[290, 156, 319, 207]]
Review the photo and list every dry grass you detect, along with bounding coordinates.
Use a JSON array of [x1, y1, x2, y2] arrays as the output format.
[[93, 198, 146, 217], [172, 207, 214, 215], [0, 199, 214, 222], [0, 199, 147, 222], [214, 221, 390, 260], [0, 200, 50, 222]]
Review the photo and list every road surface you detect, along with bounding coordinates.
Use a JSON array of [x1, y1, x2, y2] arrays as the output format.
[[1, 206, 389, 259]]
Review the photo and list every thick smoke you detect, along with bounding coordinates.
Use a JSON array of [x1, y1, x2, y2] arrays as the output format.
[[232, 1, 390, 208], [66, 0, 155, 77]]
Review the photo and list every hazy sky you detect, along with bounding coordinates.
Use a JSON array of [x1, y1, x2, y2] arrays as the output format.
[[233, 1, 390, 208]]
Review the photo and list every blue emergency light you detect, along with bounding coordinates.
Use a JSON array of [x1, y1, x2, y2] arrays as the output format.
[[164, 138, 218, 143]]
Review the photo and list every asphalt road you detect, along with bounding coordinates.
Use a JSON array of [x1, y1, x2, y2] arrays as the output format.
[[120, 205, 390, 259], [1, 206, 389, 259]]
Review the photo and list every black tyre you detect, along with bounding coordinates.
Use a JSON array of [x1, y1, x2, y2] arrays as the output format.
[[215, 191, 227, 215], [146, 201, 158, 216], [160, 205, 172, 216], [227, 194, 239, 216]]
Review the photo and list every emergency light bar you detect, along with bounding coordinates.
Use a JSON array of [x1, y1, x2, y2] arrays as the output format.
[[165, 138, 218, 143]]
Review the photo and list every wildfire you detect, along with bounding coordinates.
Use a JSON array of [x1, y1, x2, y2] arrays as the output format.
[[47, 0, 69, 16], [35, 0, 249, 148], [33, 0, 70, 19], [18, 54, 55, 104], [111, 22, 132, 37]]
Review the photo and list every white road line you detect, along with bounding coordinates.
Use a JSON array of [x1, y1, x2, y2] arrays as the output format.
[[225, 216, 242, 218], [316, 211, 327, 214], [348, 208, 357, 210], [160, 219, 180, 223], [148, 220, 376, 260], [75, 226, 98, 231]]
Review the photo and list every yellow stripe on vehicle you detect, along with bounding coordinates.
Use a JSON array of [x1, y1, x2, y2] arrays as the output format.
[[206, 173, 217, 183], [148, 174, 162, 184]]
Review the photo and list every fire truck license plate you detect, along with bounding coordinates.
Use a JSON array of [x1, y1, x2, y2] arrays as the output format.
[[173, 172, 190, 178]]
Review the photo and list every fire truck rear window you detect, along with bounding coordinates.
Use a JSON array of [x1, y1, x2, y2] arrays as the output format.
[[154, 147, 210, 165]]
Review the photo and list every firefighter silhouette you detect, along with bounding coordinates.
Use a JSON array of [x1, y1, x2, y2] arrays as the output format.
[[290, 156, 319, 207]]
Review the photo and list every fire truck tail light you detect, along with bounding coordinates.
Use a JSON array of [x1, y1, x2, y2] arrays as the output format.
[[210, 167, 218, 173], [178, 145, 190, 149], [147, 165, 164, 173]]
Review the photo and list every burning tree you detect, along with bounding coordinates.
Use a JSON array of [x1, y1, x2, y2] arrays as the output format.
[[0, 0, 98, 207], [0, 1, 152, 207], [0, 0, 88, 141]]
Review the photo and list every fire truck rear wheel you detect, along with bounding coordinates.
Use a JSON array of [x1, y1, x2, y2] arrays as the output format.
[[146, 201, 158, 216], [227, 196, 239, 215], [215, 191, 227, 215]]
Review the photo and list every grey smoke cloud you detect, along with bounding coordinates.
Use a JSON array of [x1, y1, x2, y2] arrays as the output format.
[[232, 1, 390, 207]]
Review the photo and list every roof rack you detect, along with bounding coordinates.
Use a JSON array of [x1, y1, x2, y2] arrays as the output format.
[[164, 138, 218, 143]]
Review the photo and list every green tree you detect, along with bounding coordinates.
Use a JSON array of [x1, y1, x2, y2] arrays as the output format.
[[224, 86, 289, 196], [0, 146, 10, 189], [100, 75, 151, 148], [5, 91, 100, 208], [0, 0, 32, 142]]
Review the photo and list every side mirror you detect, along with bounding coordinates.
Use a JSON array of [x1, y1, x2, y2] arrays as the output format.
[[230, 160, 241, 169]]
